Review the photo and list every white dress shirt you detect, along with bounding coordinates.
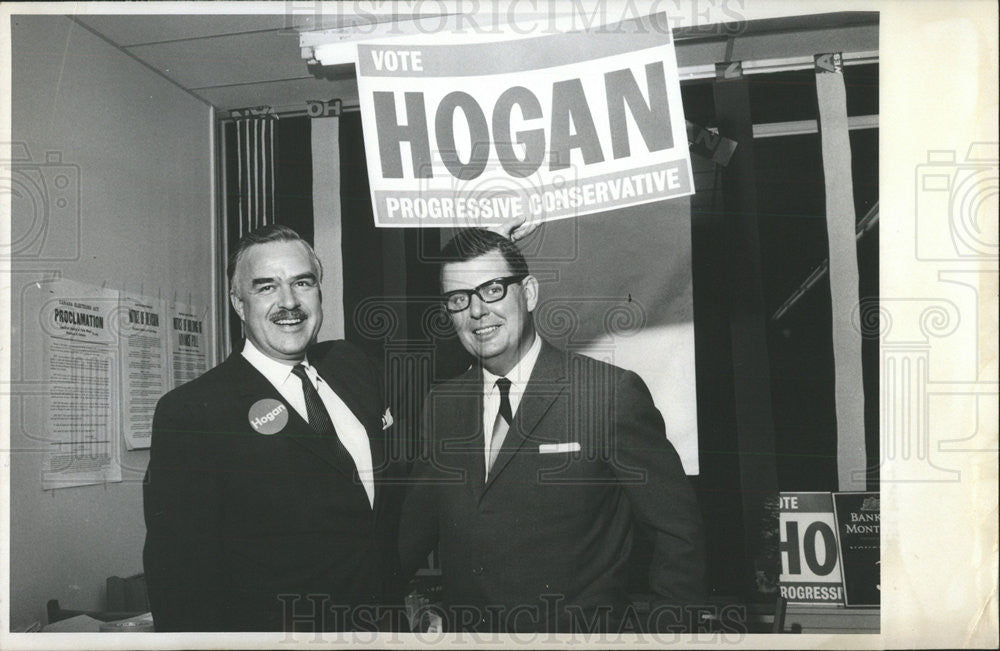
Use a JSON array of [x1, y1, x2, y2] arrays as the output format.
[[242, 339, 375, 507], [481, 334, 543, 470]]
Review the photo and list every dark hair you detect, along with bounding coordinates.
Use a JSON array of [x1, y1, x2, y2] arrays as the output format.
[[227, 224, 323, 289], [438, 228, 529, 278]]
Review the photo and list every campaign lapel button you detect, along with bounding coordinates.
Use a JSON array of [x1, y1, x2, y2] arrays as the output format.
[[248, 398, 289, 435]]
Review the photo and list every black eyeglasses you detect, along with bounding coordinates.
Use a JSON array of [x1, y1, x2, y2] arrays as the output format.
[[442, 275, 527, 313]]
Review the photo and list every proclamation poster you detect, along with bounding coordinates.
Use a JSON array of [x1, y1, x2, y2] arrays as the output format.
[[37, 278, 122, 489]]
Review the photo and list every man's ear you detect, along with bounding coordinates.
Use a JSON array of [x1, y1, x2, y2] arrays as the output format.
[[230, 290, 245, 322], [522, 275, 539, 312]]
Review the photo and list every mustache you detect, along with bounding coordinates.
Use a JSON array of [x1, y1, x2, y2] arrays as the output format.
[[270, 309, 308, 322]]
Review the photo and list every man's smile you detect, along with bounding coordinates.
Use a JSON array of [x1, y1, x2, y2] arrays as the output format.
[[270, 310, 308, 327], [472, 324, 502, 338]]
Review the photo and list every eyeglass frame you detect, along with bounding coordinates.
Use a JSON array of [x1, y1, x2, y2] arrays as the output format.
[[441, 274, 529, 313]]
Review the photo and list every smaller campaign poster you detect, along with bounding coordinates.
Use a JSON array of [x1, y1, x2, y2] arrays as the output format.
[[778, 492, 845, 605], [833, 492, 880, 607]]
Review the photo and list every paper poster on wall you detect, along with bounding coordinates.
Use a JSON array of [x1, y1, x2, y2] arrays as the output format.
[[119, 294, 169, 450], [168, 301, 208, 388], [355, 11, 692, 228], [37, 278, 122, 490]]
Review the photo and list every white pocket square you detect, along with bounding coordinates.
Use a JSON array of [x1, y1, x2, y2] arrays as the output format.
[[381, 407, 394, 430], [538, 442, 581, 454]]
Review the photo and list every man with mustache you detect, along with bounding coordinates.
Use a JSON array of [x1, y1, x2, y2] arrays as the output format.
[[143, 224, 403, 631]]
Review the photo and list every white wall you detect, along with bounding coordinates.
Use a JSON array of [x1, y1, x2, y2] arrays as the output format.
[[8, 16, 214, 628]]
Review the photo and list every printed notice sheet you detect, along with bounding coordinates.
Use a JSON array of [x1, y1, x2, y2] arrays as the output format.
[[38, 278, 123, 489], [119, 293, 169, 450], [168, 301, 208, 388]]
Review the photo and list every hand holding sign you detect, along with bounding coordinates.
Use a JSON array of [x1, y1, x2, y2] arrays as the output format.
[[487, 213, 540, 242]]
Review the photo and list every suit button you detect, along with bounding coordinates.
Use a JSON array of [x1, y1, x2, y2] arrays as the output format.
[[472, 566, 484, 575]]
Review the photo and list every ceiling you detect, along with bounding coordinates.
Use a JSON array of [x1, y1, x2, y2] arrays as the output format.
[[72, 12, 397, 115], [71, 11, 877, 117]]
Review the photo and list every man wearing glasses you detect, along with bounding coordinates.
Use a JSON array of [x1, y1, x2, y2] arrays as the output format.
[[399, 228, 705, 633]]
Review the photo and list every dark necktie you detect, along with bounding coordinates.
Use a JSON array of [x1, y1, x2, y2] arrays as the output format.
[[487, 377, 513, 475], [291, 364, 337, 437], [496, 377, 513, 426]]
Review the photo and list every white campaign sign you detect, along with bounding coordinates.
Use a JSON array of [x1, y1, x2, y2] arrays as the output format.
[[778, 492, 846, 605], [355, 12, 693, 228]]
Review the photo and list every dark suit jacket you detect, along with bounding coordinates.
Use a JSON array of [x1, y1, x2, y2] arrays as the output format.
[[399, 340, 705, 632], [143, 340, 404, 632]]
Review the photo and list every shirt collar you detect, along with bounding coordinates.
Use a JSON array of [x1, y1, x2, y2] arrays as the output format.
[[482, 334, 542, 392], [241, 338, 311, 387]]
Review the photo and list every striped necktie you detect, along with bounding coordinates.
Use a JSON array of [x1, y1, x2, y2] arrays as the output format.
[[291, 364, 337, 437]]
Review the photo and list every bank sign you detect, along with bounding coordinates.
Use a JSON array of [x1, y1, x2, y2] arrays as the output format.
[[356, 12, 693, 228]]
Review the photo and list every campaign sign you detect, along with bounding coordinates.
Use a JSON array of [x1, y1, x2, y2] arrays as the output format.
[[833, 492, 880, 607], [355, 12, 693, 228], [778, 492, 846, 605]]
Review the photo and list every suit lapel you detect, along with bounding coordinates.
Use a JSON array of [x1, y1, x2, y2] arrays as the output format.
[[229, 352, 357, 479], [317, 356, 382, 435], [425, 363, 485, 505], [481, 342, 566, 498], [311, 343, 386, 513], [465, 378, 487, 501], [442, 366, 487, 503], [368, 426, 388, 516]]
